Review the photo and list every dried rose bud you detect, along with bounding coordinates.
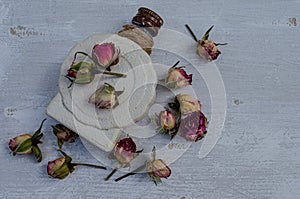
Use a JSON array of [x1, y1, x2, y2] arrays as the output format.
[[9, 134, 33, 155], [178, 111, 208, 142], [169, 94, 201, 115], [105, 137, 142, 181], [52, 124, 79, 149], [159, 110, 176, 132], [166, 61, 192, 89], [147, 159, 171, 182], [66, 62, 96, 85], [114, 137, 137, 165], [197, 40, 221, 61], [8, 119, 46, 162], [147, 147, 171, 185], [114, 147, 171, 184], [185, 24, 227, 61], [47, 150, 106, 180], [88, 83, 122, 109], [92, 42, 120, 71], [47, 157, 71, 180]]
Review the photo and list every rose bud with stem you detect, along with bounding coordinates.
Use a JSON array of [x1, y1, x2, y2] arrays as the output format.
[[8, 119, 46, 162], [47, 150, 106, 180], [115, 147, 171, 185], [185, 24, 227, 61], [51, 124, 79, 149], [65, 48, 126, 88], [165, 61, 192, 89], [105, 137, 143, 181]]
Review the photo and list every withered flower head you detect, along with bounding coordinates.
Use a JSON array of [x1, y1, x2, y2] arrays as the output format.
[[185, 24, 227, 61], [178, 111, 208, 142], [92, 42, 120, 71], [147, 147, 171, 185], [47, 150, 106, 180], [159, 110, 176, 132], [88, 83, 123, 109], [166, 61, 192, 89], [8, 119, 46, 162], [52, 124, 79, 149], [169, 94, 201, 115]]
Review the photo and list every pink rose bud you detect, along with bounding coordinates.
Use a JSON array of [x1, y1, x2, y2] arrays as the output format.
[[8, 119, 46, 162], [88, 83, 120, 109], [166, 62, 192, 89], [113, 146, 170, 184], [106, 137, 142, 181], [185, 24, 227, 61], [147, 147, 171, 185], [170, 94, 201, 115], [178, 111, 208, 142], [159, 110, 176, 132], [197, 40, 221, 61], [47, 150, 106, 180], [52, 124, 79, 149], [92, 42, 120, 70], [114, 137, 137, 165], [47, 157, 71, 180], [9, 134, 33, 155], [66, 62, 96, 85], [148, 159, 171, 179]]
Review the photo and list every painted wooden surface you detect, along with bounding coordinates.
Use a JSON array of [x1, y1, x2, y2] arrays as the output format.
[[0, 0, 299, 198]]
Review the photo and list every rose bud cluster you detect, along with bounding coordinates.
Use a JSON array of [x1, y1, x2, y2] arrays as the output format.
[[165, 61, 192, 89], [51, 124, 79, 149], [178, 111, 208, 142], [105, 137, 142, 181], [88, 83, 123, 109], [147, 147, 171, 185], [169, 94, 208, 142], [92, 42, 120, 71], [185, 24, 227, 61], [8, 119, 46, 162], [47, 150, 106, 180]]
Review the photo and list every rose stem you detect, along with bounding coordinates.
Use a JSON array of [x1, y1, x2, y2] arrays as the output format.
[[105, 168, 118, 181], [185, 24, 198, 42], [171, 61, 180, 68], [71, 163, 107, 170], [215, 42, 228, 46], [73, 51, 126, 78], [101, 71, 126, 78], [105, 163, 122, 181], [115, 164, 146, 182]]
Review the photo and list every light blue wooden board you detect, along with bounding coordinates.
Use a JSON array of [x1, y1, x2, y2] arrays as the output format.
[[0, 0, 299, 198]]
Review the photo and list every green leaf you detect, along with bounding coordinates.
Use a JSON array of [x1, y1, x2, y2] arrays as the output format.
[[71, 61, 92, 71], [202, 25, 214, 40], [58, 150, 72, 163], [15, 138, 33, 154], [57, 139, 64, 149], [32, 145, 42, 162], [33, 133, 44, 142]]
